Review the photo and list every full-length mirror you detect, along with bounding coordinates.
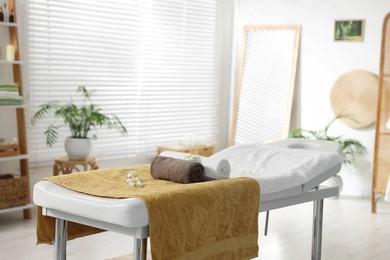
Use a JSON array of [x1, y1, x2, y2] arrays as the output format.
[[230, 25, 301, 145]]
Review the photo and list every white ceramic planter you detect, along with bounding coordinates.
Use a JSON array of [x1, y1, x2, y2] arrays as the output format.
[[64, 137, 92, 160]]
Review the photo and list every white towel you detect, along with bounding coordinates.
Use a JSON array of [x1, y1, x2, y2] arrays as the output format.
[[385, 177, 390, 202], [209, 143, 344, 194], [159, 151, 231, 180], [201, 157, 231, 179]]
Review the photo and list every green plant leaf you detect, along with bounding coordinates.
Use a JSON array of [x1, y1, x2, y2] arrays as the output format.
[[31, 101, 60, 125], [287, 116, 366, 165], [288, 128, 304, 138], [77, 85, 91, 99], [44, 125, 60, 147]]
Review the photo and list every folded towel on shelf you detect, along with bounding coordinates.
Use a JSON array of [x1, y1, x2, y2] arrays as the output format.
[[159, 151, 231, 180], [150, 156, 205, 184], [0, 83, 18, 92], [0, 83, 18, 87], [0, 96, 22, 100], [0, 96, 23, 105], [0, 91, 19, 97]]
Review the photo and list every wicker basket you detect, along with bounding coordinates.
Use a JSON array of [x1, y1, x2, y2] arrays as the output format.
[[0, 144, 19, 157], [0, 176, 29, 209]]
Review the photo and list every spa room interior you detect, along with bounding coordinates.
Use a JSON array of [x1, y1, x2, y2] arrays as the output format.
[[1, 0, 390, 259]]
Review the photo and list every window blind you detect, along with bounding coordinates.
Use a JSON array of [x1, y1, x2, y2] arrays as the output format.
[[24, 0, 220, 166]]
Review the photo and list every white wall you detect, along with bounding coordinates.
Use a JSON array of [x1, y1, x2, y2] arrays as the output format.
[[233, 0, 390, 197]]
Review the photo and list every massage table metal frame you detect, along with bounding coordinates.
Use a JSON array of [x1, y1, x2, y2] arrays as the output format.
[[41, 185, 338, 260], [36, 139, 342, 260]]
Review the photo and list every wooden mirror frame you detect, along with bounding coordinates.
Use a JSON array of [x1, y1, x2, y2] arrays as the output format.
[[230, 25, 301, 145], [372, 13, 390, 213]]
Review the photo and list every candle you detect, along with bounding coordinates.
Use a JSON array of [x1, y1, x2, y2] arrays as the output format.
[[6, 45, 15, 61]]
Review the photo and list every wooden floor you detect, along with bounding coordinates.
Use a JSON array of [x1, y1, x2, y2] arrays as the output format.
[[0, 198, 389, 260]]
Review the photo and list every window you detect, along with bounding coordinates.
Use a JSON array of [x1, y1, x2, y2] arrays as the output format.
[[24, 0, 221, 166]]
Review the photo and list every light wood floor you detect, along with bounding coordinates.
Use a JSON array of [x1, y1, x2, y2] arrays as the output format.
[[0, 198, 389, 260]]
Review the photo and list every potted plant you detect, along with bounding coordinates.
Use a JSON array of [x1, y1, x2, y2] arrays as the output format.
[[288, 116, 366, 165], [31, 86, 127, 160], [288, 116, 366, 191]]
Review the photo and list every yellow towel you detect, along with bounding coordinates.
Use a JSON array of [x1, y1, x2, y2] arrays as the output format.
[[37, 164, 260, 260]]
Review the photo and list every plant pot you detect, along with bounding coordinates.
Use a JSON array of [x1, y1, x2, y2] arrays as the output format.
[[64, 137, 92, 160]]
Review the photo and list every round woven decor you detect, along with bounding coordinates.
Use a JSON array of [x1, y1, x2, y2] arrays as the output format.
[[330, 70, 378, 128]]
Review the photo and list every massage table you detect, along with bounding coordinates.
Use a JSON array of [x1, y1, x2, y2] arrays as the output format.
[[33, 139, 343, 260]]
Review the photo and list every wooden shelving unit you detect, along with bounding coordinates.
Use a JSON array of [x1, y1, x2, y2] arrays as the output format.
[[0, 154, 29, 162], [372, 13, 390, 213], [0, 0, 32, 219]]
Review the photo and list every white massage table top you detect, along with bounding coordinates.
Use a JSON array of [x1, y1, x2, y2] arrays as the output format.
[[33, 139, 343, 229], [210, 139, 344, 194], [34, 181, 149, 228]]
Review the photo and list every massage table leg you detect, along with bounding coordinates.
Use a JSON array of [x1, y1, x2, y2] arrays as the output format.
[[264, 211, 270, 236], [55, 218, 67, 260], [142, 238, 148, 259], [133, 238, 148, 260], [312, 199, 323, 260]]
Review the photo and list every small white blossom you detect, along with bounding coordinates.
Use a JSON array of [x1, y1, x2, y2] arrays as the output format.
[[127, 171, 142, 187], [184, 154, 193, 160], [128, 171, 136, 178]]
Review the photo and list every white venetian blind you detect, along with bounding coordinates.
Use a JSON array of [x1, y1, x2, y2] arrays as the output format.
[[24, 0, 220, 166]]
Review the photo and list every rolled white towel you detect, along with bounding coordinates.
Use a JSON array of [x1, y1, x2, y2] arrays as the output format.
[[159, 151, 230, 180], [200, 157, 230, 180]]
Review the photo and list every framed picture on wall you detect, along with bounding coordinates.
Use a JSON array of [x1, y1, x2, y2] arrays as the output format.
[[334, 20, 365, 42]]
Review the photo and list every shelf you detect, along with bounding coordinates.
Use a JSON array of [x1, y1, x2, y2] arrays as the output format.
[[0, 154, 29, 162], [0, 203, 34, 214], [0, 60, 23, 64], [0, 22, 18, 27], [0, 0, 32, 220]]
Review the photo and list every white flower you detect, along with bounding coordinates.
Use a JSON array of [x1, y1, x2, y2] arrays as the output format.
[[127, 171, 142, 187], [128, 171, 136, 178], [184, 154, 194, 160]]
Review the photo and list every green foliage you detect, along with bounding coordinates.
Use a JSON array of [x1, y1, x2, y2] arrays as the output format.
[[288, 116, 366, 165], [31, 86, 127, 147]]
